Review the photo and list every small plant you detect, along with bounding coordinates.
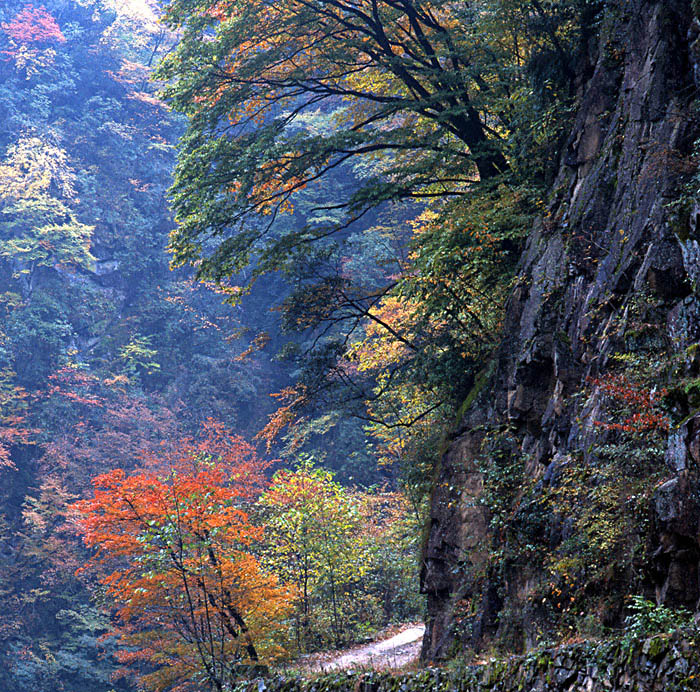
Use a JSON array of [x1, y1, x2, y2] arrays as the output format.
[[623, 596, 691, 640]]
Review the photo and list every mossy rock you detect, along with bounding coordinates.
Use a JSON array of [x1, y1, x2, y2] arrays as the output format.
[[643, 634, 670, 660]]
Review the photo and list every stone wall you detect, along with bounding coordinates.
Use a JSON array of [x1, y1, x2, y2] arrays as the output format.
[[236, 631, 700, 692]]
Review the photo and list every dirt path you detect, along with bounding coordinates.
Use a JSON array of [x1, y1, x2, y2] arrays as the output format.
[[302, 624, 425, 672]]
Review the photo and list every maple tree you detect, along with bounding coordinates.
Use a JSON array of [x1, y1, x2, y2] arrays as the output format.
[[76, 421, 292, 692], [1, 5, 66, 75], [591, 373, 670, 434], [36, 366, 179, 494], [0, 473, 91, 692]]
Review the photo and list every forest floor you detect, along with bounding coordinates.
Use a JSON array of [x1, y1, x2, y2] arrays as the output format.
[[296, 623, 425, 673]]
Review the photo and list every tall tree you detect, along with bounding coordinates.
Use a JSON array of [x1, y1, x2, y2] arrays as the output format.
[[156, 0, 591, 473], [259, 461, 422, 650], [259, 460, 365, 649]]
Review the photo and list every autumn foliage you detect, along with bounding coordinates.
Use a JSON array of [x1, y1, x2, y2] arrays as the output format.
[[1, 5, 66, 46], [259, 461, 422, 651], [591, 373, 670, 434], [1, 5, 66, 75], [0, 373, 33, 470], [261, 462, 363, 649], [75, 422, 293, 692]]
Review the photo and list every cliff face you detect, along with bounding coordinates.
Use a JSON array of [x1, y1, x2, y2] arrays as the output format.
[[422, 0, 700, 660]]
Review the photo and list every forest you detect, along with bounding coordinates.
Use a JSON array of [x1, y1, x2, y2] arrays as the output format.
[[3, 0, 700, 690]]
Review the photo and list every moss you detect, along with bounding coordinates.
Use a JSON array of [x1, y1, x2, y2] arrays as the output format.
[[644, 634, 670, 659], [455, 359, 496, 425]]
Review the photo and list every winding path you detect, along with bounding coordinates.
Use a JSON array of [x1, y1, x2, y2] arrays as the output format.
[[304, 624, 425, 672]]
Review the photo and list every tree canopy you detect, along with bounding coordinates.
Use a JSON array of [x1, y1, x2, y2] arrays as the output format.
[[158, 0, 563, 284], [158, 0, 596, 481]]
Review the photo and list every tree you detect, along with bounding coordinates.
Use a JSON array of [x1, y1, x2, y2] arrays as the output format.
[[1, 4, 66, 76], [259, 460, 366, 650], [156, 0, 592, 473], [259, 460, 423, 650], [0, 196, 94, 274], [355, 489, 423, 624], [157, 0, 592, 282], [1, 5, 66, 46], [159, 0, 514, 287], [75, 422, 293, 692], [0, 368, 32, 470], [36, 366, 180, 493], [0, 136, 94, 292]]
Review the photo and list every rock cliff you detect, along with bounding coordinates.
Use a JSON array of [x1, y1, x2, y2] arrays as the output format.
[[421, 0, 700, 660]]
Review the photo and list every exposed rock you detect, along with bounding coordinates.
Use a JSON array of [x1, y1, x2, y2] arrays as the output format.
[[421, 0, 700, 660]]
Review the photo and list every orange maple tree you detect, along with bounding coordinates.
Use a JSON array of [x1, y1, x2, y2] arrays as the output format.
[[75, 422, 293, 692]]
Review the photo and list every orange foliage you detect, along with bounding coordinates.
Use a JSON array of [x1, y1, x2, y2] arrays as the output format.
[[46, 366, 107, 408], [0, 415, 32, 469], [0, 376, 33, 471], [591, 374, 670, 434], [348, 295, 416, 374], [255, 384, 309, 452], [75, 423, 292, 691]]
